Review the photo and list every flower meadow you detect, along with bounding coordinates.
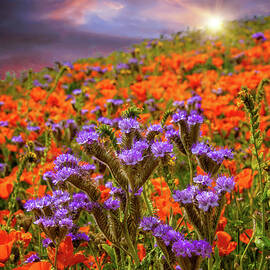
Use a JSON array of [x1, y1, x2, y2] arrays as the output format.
[[0, 17, 270, 270]]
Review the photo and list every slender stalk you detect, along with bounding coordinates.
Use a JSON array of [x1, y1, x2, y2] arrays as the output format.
[[123, 191, 140, 266], [240, 217, 256, 270], [54, 243, 59, 269]]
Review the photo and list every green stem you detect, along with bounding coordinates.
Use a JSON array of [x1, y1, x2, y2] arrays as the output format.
[[240, 217, 256, 270], [143, 188, 153, 216], [54, 243, 59, 269], [123, 191, 140, 266]]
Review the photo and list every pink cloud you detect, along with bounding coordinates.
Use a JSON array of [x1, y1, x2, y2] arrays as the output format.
[[45, 0, 97, 25]]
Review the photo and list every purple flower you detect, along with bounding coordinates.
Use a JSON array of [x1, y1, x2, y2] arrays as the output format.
[[104, 197, 120, 210], [140, 216, 160, 231], [0, 163, 7, 172], [72, 89, 82, 95], [0, 121, 8, 127], [91, 106, 101, 114], [43, 74, 52, 82], [106, 99, 123, 106], [147, 124, 163, 134], [40, 218, 56, 228], [54, 154, 79, 170], [54, 167, 80, 184], [215, 176, 235, 193], [165, 128, 179, 140], [82, 124, 96, 132], [193, 175, 212, 186], [196, 191, 219, 211], [192, 240, 212, 258], [54, 208, 69, 219], [187, 114, 203, 126], [191, 142, 210, 155], [42, 238, 52, 248], [173, 101, 185, 107], [252, 32, 266, 41], [98, 117, 113, 126], [116, 63, 129, 70], [118, 118, 140, 133], [173, 186, 198, 204], [171, 111, 187, 123], [43, 171, 56, 182], [11, 135, 24, 143], [76, 130, 99, 145], [128, 58, 138, 64], [172, 239, 195, 257], [187, 95, 202, 105], [58, 218, 73, 229], [118, 149, 144, 165], [151, 141, 173, 158], [24, 253, 40, 264], [133, 140, 149, 152], [68, 232, 90, 242]]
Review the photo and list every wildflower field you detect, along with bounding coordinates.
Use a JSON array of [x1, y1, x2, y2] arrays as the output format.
[[0, 16, 270, 270]]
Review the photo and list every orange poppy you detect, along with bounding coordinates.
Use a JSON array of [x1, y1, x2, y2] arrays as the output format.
[[47, 236, 87, 270], [240, 229, 253, 244], [214, 231, 237, 256], [0, 230, 16, 264]]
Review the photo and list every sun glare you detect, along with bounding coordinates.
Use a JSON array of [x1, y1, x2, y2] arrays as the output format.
[[206, 16, 223, 31]]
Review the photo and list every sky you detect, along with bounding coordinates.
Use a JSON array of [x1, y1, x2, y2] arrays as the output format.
[[1, 0, 270, 79]]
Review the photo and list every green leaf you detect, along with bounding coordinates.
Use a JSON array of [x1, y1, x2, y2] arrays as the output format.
[[213, 246, 221, 270], [102, 244, 116, 265], [255, 235, 270, 251]]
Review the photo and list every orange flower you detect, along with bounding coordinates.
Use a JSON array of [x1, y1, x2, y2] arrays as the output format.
[[0, 230, 16, 264], [0, 174, 14, 199], [137, 243, 146, 261], [234, 168, 254, 193], [240, 229, 253, 244], [48, 237, 87, 270], [13, 261, 52, 270], [215, 231, 237, 256]]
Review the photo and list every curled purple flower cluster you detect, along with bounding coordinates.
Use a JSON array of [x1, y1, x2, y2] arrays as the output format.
[[173, 175, 234, 211], [140, 216, 212, 258], [76, 130, 99, 145], [118, 118, 140, 133], [191, 142, 233, 175]]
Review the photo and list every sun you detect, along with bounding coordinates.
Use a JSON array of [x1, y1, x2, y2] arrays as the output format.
[[206, 16, 223, 31]]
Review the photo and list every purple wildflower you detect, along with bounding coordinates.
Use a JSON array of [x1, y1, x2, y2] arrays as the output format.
[[193, 175, 212, 186], [42, 238, 52, 248], [192, 240, 212, 258], [151, 141, 173, 158], [172, 239, 195, 257], [187, 114, 204, 126], [24, 253, 40, 263], [54, 154, 79, 170], [76, 130, 99, 145], [140, 216, 160, 231], [118, 118, 140, 133], [191, 142, 210, 155], [171, 111, 187, 123], [104, 197, 120, 210], [147, 124, 163, 134], [133, 140, 149, 152], [118, 149, 144, 165], [0, 121, 8, 127], [11, 135, 23, 143], [173, 186, 198, 204], [54, 167, 80, 184], [196, 191, 219, 211], [215, 176, 235, 193]]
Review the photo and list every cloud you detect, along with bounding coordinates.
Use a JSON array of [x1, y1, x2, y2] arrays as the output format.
[[45, 0, 97, 25]]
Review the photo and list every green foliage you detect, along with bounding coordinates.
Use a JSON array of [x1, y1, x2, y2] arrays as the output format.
[[97, 124, 119, 151], [122, 105, 142, 119]]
